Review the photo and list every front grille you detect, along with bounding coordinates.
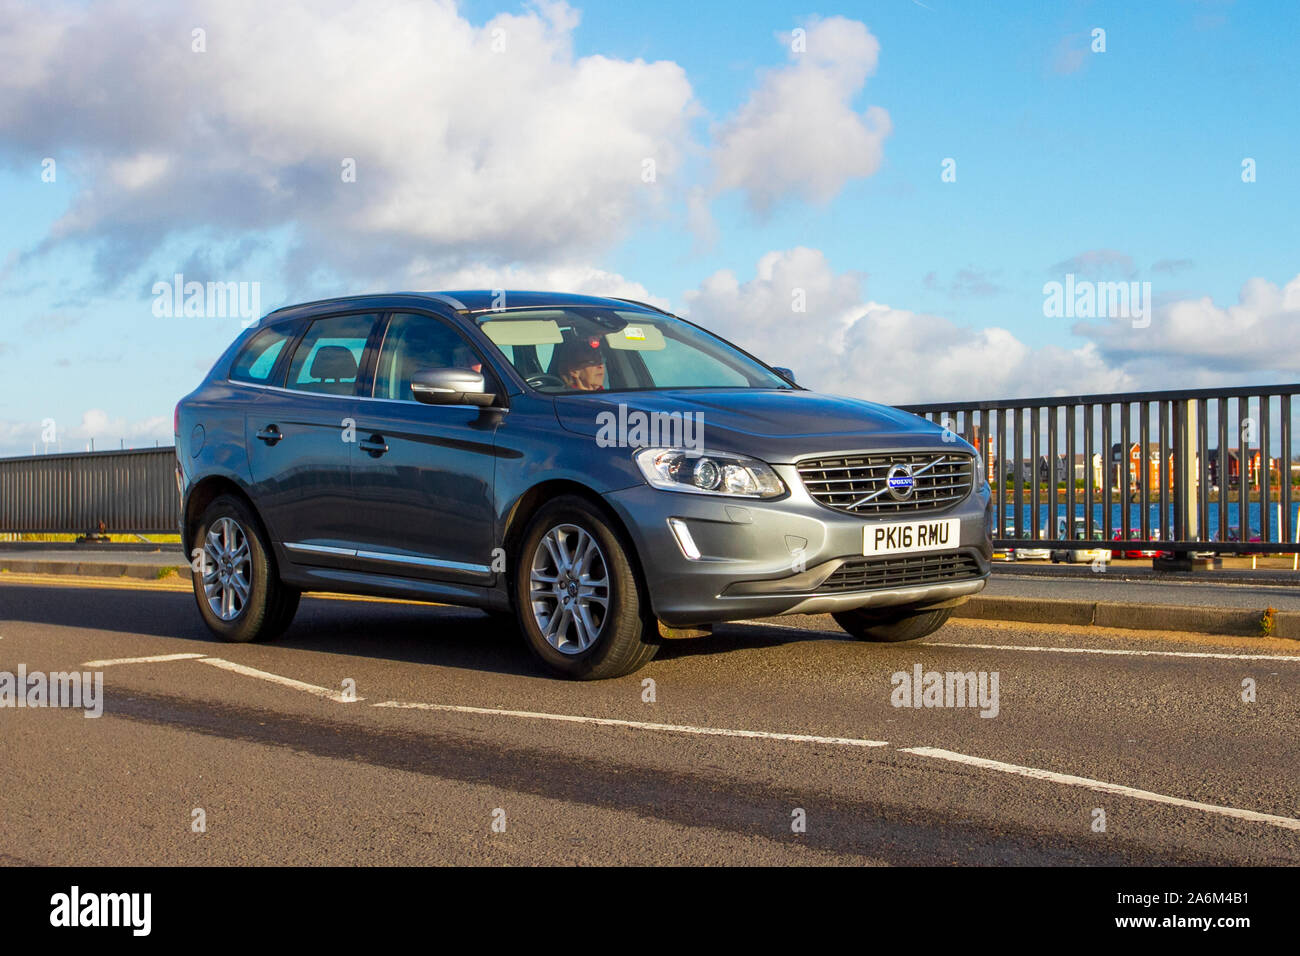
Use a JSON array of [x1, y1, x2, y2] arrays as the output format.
[[797, 452, 974, 515], [818, 551, 982, 593]]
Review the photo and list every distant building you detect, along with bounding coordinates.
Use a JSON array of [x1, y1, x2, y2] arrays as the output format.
[[1208, 447, 1279, 489]]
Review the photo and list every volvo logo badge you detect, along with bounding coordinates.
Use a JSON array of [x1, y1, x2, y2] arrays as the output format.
[[885, 463, 916, 500]]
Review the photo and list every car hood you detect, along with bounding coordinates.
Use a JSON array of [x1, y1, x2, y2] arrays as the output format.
[[552, 388, 961, 463]]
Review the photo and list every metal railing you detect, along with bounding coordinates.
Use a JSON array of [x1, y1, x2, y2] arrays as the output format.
[[899, 384, 1300, 554], [0, 447, 179, 535]]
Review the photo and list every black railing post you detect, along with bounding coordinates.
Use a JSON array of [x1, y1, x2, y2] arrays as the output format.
[[1262, 396, 1272, 543], [1102, 403, 1113, 540], [1238, 398, 1249, 547], [1197, 398, 1209, 543], [1139, 401, 1151, 540], [1030, 406, 1041, 539], [1283, 395, 1293, 547], [1159, 401, 1171, 543], [1048, 405, 1059, 541], [1084, 404, 1094, 539]]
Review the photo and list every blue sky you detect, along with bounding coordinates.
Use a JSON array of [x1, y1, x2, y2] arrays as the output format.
[[1, 0, 1297, 454]]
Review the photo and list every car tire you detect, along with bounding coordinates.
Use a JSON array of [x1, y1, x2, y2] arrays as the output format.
[[832, 605, 955, 643], [514, 495, 659, 680], [192, 494, 299, 643]]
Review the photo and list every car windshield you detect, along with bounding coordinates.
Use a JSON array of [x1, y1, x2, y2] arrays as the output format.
[[474, 308, 792, 394]]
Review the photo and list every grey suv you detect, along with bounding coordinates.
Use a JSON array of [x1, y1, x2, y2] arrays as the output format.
[[176, 291, 992, 679]]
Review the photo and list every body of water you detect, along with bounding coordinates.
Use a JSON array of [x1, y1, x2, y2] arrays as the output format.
[[999, 501, 1296, 542]]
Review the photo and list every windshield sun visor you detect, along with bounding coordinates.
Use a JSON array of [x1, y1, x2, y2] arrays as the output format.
[[480, 318, 566, 347]]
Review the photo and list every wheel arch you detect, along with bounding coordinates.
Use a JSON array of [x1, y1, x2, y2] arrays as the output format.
[[500, 479, 652, 614], [183, 475, 276, 566]]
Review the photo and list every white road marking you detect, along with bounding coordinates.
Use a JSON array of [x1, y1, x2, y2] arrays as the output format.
[[373, 699, 889, 748], [64, 646, 1300, 834], [924, 641, 1300, 663], [900, 746, 1300, 831], [198, 658, 361, 703], [82, 652, 208, 667]]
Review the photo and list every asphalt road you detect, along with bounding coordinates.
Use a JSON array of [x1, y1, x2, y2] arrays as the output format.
[[2, 573, 1299, 866]]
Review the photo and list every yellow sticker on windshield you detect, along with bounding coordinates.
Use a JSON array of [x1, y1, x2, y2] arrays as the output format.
[[625, 327, 646, 340]]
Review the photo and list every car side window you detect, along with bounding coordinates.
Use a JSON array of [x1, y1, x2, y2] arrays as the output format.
[[285, 313, 378, 396], [229, 327, 292, 384], [373, 313, 486, 402]]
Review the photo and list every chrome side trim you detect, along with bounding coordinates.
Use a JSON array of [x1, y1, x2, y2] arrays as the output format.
[[284, 542, 356, 557], [284, 541, 491, 575], [354, 549, 491, 574]]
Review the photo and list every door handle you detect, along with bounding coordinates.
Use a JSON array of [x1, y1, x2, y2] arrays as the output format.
[[359, 434, 388, 457], [256, 425, 283, 445]]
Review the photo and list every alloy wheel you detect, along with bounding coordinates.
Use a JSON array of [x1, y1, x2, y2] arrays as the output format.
[[202, 516, 252, 621], [529, 523, 611, 654]]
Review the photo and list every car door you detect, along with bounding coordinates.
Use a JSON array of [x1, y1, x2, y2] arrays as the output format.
[[348, 311, 502, 585], [244, 312, 381, 568]]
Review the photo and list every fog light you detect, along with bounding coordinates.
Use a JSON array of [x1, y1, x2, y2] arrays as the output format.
[[668, 518, 701, 560]]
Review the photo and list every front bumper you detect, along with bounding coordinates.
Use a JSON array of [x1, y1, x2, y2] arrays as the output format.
[[604, 464, 993, 627]]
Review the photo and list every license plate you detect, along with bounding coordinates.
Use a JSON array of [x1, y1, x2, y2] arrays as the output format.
[[863, 518, 960, 557]]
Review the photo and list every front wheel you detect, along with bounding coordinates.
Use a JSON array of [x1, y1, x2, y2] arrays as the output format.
[[514, 496, 658, 679], [832, 605, 954, 643]]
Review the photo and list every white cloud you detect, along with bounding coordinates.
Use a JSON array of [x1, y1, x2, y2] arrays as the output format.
[[108, 153, 171, 191], [683, 247, 1135, 403], [0, 0, 696, 283], [1079, 273, 1300, 374], [711, 17, 892, 212], [686, 248, 1300, 403]]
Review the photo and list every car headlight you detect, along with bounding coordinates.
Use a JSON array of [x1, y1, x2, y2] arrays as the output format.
[[634, 448, 786, 498], [973, 449, 988, 489]]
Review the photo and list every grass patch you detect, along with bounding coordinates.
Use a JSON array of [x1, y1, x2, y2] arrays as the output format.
[[1260, 607, 1277, 636]]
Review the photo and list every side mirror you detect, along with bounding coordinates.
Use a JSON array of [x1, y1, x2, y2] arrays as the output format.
[[773, 366, 796, 384], [410, 367, 496, 407]]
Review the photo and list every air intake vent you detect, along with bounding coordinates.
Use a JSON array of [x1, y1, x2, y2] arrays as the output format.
[[819, 551, 982, 593]]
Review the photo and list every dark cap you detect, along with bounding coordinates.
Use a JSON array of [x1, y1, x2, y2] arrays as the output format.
[[551, 334, 604, 371]]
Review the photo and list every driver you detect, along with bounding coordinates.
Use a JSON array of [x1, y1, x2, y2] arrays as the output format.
[[549, 337, 606, 391]]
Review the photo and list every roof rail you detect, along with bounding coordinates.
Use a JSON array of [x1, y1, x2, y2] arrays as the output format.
[[263, 291, 470, 320], [424, 292, 469, 312]]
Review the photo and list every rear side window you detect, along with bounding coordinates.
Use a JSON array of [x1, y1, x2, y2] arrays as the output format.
[[285, 313, 378, 395], [229, 327, 291, 384]]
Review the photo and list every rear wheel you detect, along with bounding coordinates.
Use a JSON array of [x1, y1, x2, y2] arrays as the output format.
[[832, 605, 954, 643], [514, 496, 658, 680], [192, 494, 299, 643]]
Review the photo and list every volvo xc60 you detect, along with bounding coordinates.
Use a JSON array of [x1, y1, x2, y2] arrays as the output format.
[[176, 291, 992, 679]]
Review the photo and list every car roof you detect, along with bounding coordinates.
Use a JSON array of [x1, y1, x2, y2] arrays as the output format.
[[261, 290, 672, 324]]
